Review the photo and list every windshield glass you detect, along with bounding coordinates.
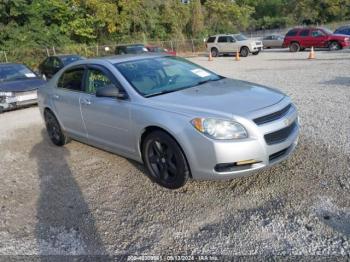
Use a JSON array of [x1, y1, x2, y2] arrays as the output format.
[[322, 28, 333, 35], [114, 56, 222, 97], [0, 64, 37, 82], [61, 56, 82, 65], [235, 34, 248, 41]]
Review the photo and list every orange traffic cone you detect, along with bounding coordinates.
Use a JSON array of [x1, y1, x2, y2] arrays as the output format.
[[235, 50, 240, 61], [208, 51, 213, 61], [308, 46, 315, 59]]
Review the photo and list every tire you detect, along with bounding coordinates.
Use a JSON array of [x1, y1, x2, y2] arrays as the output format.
[[211, 47, 219, 57], [142, 131, 190, 189], [240, 46, 249, 57], [252, 51, 259, 55], [44, 110, 70, 146], [329, 41, 341, 51], [289, 42, 300, 52], [0, 106, 3, 113]]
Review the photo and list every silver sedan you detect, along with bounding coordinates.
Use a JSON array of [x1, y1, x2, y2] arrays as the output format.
[[38, 54, 299, 189]]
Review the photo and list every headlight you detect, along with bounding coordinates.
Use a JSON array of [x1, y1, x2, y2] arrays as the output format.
[[0, 92, 13, 97], [191, 118, 248, 140]]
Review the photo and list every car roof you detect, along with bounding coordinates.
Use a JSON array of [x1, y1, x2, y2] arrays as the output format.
[[116, 44, 144, 47], [208, 34, 242, 37], [336, 25, 350, 30], [0, 63, 26, 67], [53, 54, 81, 58], [69, 53, 168, 66]]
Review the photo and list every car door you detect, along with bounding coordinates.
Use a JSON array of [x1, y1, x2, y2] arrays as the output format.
[[263, 36, 273, 48], [217, 36, 229, 53], [299, 29, 311, 47], [310, 29, 328, 47], [226, 36, 238, 52], [79, 65, 133, 154], [52, 66, 87, 138]]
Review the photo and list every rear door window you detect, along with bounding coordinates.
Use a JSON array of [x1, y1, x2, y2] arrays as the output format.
[[57, 68, 85, 92], [218, 36, 228, 43], [299, 29, 310, 37], [286, 30, 298, 36], [207, 36, 216, 43]]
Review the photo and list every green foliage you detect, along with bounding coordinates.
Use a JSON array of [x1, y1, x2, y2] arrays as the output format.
[[0, 0, 349, 51]]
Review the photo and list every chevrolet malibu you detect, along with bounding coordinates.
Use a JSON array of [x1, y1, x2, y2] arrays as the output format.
[[38, 54, 299, 189]]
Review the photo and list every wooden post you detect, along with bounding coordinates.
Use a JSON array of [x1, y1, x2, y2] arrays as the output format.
[[96, 44, 99, 56], [52, 46, 56, 55], [191, 39, 195, 54], [4, 51, 8, 62], [46, 48, 50, 56]]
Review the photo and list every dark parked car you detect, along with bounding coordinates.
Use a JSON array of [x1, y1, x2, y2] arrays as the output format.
[[283, 27, 350, 52], [115, 44, 148, 55], [334, 25, 350, 36], [146, 45, 176, 56], [38, 55, 83, 79], [0, 63, 46, 112]]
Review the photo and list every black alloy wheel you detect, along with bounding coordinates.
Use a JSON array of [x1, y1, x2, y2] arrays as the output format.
[[44, 110, 70, 146], [142, 131, 189, 189]]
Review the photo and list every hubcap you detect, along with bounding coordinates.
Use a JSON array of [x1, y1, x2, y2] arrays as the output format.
[[148, 140, 178, 182]]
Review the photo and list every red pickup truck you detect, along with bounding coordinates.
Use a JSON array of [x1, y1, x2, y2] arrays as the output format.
[[283, 27, 350, 52]]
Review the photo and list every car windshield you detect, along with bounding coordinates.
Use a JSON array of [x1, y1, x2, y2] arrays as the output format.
[[115, 56, 222, 97], [322, 28, 333, 35], [61, 56, 82, 65], [234, 34, 248, 41], [0, 64, 37, 82]]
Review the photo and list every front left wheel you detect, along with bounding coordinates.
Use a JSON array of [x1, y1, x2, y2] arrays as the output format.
[[44, 110, 70, 146], [142, 131, 190, 189], [240, 47, 249, 57], [329, 41, 341, 51]]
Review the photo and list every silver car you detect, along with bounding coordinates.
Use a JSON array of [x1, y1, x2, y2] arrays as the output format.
[[38, 54, 299, 189]]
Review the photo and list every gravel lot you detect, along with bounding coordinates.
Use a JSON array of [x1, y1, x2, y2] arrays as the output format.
[[0, 49, 349, 257]]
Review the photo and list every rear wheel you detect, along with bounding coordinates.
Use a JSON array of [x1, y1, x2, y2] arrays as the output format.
[[240, 46, 249, 57], [142, 131, 189, 189], [44, 110, 70, 146], [211, 47, 219, 57], [329, 41, 341, 51], [289, 42, 300, 52]]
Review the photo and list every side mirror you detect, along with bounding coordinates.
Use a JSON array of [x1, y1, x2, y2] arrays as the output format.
[[96, 84, 127, 99]]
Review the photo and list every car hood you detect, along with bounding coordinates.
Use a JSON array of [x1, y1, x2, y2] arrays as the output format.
[[331, 34, 349, 39], [0, 78, 46, 92], [148, 78, 285, 117]]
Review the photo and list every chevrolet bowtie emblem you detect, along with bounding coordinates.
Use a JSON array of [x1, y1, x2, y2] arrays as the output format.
[[284, 118, 290, 126]]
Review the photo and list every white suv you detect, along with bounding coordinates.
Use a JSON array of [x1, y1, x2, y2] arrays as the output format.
[[206, 34, 263, 57]]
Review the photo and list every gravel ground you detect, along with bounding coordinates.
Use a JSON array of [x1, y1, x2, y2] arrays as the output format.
[[0, 49, 349, 258]]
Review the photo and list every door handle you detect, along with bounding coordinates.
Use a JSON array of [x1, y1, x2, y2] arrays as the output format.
[[81, 98, 91, 105], [52, 94, 60, 100]]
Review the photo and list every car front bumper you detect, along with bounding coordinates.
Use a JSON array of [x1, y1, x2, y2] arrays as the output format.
[[182, 100, 299, 180]]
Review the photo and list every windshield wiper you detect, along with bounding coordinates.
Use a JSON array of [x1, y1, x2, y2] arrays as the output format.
[[197, 76, 225, 86], [144, 89, 180, 98]]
